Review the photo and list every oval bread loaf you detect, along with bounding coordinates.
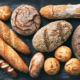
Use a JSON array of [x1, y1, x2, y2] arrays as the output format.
[[29, 52, 44, 78], [72, 25, 80, 60], [32, 20, 73, 52]]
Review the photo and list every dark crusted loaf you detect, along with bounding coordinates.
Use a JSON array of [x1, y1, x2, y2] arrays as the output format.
[[72, 25, 80, 60], [32, 20, 73, 52]]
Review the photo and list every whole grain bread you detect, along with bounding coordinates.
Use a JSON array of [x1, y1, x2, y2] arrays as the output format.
[[32, 20, 73, 52]]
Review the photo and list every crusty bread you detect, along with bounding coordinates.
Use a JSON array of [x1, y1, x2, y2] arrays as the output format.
[[72, 25, 80, 60], [64, 58, 80, 75], [29, 52, 44, 78], [40, 4, 80, 19], [0, 20, 30, 54], [11, 5, 41, 36], [32, 20, 73, 52], [0, 6, 11, 20], [0, 38, 29, 73], [44, 58, 60, 75], [54, 46, 72, 62]]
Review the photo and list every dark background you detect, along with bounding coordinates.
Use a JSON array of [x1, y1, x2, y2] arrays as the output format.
[[0, 0, 80, 80]]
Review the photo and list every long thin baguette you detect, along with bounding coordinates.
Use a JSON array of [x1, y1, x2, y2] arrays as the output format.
[[40, 4, 80, 19], [0, 38, 29, 73], [0, 20, 30, 54]]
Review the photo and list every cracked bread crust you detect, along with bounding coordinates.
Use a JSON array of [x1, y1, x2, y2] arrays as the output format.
[[11, 5, 41, 36], [32, 20, 73, 52], [44, 58, 60, 75]]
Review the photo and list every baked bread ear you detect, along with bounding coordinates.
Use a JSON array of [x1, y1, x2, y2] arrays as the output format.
[[0, 20, 30, 54], [0, 6, 11, 20], [0, 38, 29, 73]]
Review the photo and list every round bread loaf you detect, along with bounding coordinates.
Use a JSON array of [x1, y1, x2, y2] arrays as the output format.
[[44, 58, 60, 75], [64, 58, 80, 75], [54, 46, 72, 62], [11, 5, 41, 36], [72, 25, 80, 60]]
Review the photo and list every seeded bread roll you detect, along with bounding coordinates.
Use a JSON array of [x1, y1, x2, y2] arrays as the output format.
[[11, 5, 41, 36], [72, 25, 80, 60], [32, 20, 73, 52]]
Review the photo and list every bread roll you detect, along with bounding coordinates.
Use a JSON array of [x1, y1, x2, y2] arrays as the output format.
[[44, 58, 60, 75], [0, 6, 11, 20], [54, 46, 72, 62], [64, 58, 80, 75], [32, 20, 73, 52]]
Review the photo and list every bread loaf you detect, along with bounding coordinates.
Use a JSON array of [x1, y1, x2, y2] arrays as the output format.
[[0, 6, 11, 20], [29, 52, 44, 78], [0, 38, 29, 73], [72, 25, 80, 60], [11, 5, 41, 36], [0, 20, 30, 54], [40, 4, 80, 19], [32, 20, 73, 52]]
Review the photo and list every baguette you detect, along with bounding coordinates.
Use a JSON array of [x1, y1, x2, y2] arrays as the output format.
[[0, 6, 11, 20], [0, 59, 17, 77], [0, 20, 30, 54], [0, 38, 29, 73], [40, 4, 80, 19]]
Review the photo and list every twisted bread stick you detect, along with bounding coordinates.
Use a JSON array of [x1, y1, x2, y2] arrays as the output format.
[[0, 20, 30, 54], [0, 59, 17, 77], [0, 38, 29, 73], [0, 6, 11, 20], [40, 4, 80, 19]]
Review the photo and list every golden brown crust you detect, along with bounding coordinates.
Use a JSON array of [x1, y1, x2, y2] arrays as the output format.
[[54, 46, 72, 62], [44, 58, 60, 75], [40, 4, 80, 19], [0, 6, 11, 20], [40, 5, 53, 19], [0, 20, 30, 54], [64, 58, 80, 75], [0, 38, 29, 73]]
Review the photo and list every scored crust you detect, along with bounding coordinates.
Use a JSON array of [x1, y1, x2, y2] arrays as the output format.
[[11, 5, 41, 36]]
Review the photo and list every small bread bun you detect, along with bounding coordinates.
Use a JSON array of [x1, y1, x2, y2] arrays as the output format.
[[54, 46, 72, 62], [44, 58, 60, 75], [64, 58, 80, 75]]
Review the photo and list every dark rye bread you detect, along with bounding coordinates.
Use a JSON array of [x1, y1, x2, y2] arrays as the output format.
[[72, 25, 80, 60], [32, 20, 73, 52]]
